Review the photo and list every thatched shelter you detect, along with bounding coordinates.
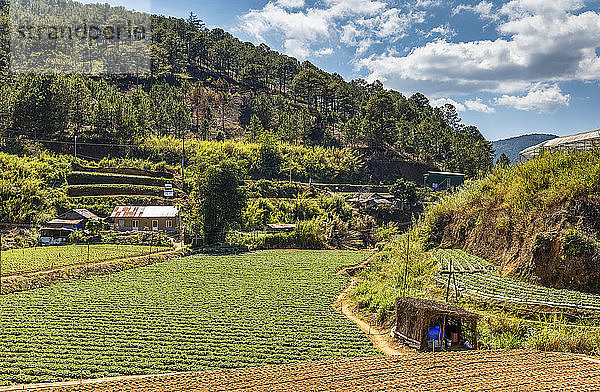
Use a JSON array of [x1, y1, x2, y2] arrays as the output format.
[[394, 297, 480, 351]]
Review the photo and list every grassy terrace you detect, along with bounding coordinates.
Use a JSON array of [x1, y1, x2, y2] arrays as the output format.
[[0, 250, 379, 385], [0, 244, 170, 275]]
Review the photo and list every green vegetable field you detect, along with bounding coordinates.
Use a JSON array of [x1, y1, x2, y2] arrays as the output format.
[[432, 249, 600, 311], [1, 244, 170, 275], [0, 250, 378, 385]]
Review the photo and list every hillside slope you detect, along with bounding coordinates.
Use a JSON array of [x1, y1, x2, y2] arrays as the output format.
[[492, 133, 557, 162], [0, 0, 493, 181], [420, 149, 600, 291]]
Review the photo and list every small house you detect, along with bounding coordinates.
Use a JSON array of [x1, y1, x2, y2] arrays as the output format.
[[424, 172, 465, 191], [40, 209, 100, 245], [109, 206, 180, 233], [393, 297, 480, 351]]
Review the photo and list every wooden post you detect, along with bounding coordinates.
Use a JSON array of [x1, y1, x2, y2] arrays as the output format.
[[445, 256, 453, 302], [402, 234, 410, 296]]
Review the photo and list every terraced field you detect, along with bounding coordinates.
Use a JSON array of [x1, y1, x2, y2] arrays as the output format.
[[0, 250, 378, 385], [432, 249, 600, 311], [0, 244, 170, 275]]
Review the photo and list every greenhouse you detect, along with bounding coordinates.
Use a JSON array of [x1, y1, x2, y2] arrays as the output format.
[[520, 129, 600, 160]]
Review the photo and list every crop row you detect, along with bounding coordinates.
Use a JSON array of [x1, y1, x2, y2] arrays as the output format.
[[431, 249, 496, 272], [37, 350, 600, 392], [0, 250, 379, 385], [432, 249, 600, 311], [1, 244, 170, 275]]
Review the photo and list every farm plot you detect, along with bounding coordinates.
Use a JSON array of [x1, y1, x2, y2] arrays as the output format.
[[0, 244, 170, 275], [33, 350, 600, 392], [0, 250, 379, 385], [431, 249, 600, 311]]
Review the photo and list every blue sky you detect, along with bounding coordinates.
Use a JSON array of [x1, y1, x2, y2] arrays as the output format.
[[90, 0, 600, 141]]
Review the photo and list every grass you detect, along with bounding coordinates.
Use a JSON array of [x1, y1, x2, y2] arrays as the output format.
[[351, 149, 600, 355], [1, 244, 170, 275], [418, 149, 600, 248], [352, 234, 600, 355], [0, 250, 379, 385], [351, 234, 441, 323]]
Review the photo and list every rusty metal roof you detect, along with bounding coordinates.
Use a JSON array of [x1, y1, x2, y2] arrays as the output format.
[[110, 206, 179, 219], [72, 209, 100, 220], [47, 219, 84, 225]]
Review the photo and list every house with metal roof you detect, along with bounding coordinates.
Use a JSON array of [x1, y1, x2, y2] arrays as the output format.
[[109, 206, 180, 233], [40, 209, 101, 245], [424, 171, 465, 191]]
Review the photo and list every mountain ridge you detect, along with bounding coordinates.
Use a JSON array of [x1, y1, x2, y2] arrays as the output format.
[[492, 133, 558, 162]]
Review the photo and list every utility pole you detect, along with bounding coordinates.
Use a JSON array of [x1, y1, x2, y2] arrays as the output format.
[[445, 255, 453, 302], [74, 136, 77, 159], [402, 233, 410, 296], [0, 232, 2, 295]]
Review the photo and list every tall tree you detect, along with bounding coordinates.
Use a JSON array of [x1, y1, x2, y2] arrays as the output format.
[[363, 90, 396, 145], [195, 161, 246, 244]]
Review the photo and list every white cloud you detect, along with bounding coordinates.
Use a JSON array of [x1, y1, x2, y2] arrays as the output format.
[[358, 7, 600, 97], [453, 1, 497, 21], [315, 47, 334, 57], [239, 1, 425, 59], [465, 97, 496, 113], [426, 23, 456, 39], [496, 84, 570, 112], [284, 38, 311, 58], [430, 97, 466, 111], [499, 0, 585, 19], [276, 0, 305, 8], [415, 0, 442, 8]]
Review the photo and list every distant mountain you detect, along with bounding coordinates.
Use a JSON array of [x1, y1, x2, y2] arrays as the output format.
[[492, 133, 558, 162]]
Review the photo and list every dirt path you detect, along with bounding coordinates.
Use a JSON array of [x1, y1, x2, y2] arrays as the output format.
[[334, 253, 409, 356]]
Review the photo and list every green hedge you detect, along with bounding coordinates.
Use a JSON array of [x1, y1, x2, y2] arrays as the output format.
[[67, 184, 183, 197], [68, 171, 174, 187]]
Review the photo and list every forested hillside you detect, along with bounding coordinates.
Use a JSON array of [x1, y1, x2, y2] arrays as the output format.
[[0, 0, 493, 178]]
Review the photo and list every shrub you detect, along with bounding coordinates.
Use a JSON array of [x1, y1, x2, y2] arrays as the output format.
[[561, 229, 596, 257]]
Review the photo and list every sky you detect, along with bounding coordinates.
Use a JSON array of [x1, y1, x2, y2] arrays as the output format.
[[84, 0, 600, 141]]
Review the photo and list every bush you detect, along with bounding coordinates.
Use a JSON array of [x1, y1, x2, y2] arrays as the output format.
[[0, 152, 70, 224], [66, 184, 176, 197], [561, 229, 596, 257], [245, 180, 306, 198], [138, 136, 365, 183], [67, 172, 172, 187], [390, 178, 418, 204]]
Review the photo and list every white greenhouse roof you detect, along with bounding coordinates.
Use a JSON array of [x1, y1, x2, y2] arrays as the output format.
[[520, 129, 600, 160]]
